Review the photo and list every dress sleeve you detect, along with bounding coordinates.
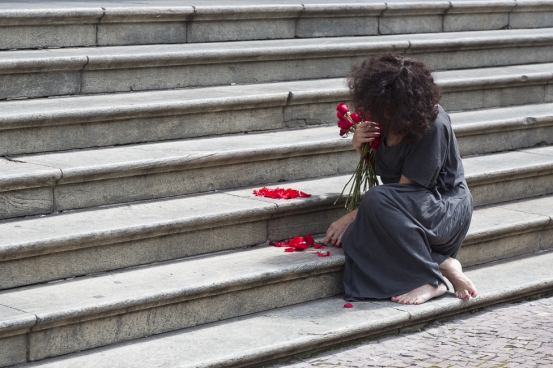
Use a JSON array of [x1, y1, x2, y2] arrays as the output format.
[[401, 118, 448, 189]]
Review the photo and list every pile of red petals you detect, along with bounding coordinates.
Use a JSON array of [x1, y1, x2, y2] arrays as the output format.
[[270, 234, 329, 255], [253, 187, 311, 199]]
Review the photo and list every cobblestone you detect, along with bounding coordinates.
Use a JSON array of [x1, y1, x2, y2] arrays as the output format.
[[274, 296, 553, 368]]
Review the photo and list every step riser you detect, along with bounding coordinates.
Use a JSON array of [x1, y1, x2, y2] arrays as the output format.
[[4, 138, 553, 221], [3, 165, 553, 290], [456, 122, 553, 157], [3, 44, 553, 100], [0, 204, 346, 290], [0, 270, 343, 365], [3, 219, 553, 365], [3, 4, 552, 50], [469, 172, 553, 208], [3, 81, 553, 156]]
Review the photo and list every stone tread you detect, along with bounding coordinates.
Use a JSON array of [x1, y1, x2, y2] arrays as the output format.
[[1, 28, 553, 72], [4, 126, 553, 187], [13, 250, 553, 368], [0, 174, 552, 306], [1, 64, 552, 132]]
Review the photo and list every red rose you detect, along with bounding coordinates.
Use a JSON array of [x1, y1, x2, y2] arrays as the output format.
[[371, 137, 381, 150], [350, 112, 362, 123], [336, 102, 349, 115], [338, 116, 353, 131]]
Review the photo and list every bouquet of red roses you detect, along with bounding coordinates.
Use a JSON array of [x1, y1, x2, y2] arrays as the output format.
[[335, 102, 380, 211]]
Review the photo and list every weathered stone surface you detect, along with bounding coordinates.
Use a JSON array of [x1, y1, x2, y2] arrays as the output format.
[[0, 245, 344, 360], [3, 29, 553, 98], [0, 158, 60, 192], [0, 24, 96, 50], [464, 149, 553, 206], [11, 127, 354, 210], [0, 187, 54, 220], [444, 13, 509, 32], [459, 206, 549, 266], [0, 191, 275, 262], [444, 1, 515, 32], [188, 19, 296, 43], [0, 71, 81, 100], [0, 305, 35, 367], [452, 103, 553, 155], [380, 15, 443, 35], [19, 251, 553, 368], [296, 17, 379, 38], [0, 334, 27, 367], [97, 22, 186, 46]]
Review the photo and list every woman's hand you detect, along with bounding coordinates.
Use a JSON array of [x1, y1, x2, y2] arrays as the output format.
[[352, 121, 380, 155], [324, 209, 357, 247]]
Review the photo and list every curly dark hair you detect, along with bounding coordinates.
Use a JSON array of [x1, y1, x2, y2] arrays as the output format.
[[348, 53, 441, 143]]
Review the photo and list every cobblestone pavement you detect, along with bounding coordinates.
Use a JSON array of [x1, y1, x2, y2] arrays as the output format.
[[275, 296, 553, 368]]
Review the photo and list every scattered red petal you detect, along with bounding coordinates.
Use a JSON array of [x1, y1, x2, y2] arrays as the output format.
[[316, 251, 330, 257], [314, 243, 326, 249], [344, 303, 353, 308], [304, 234, 315, 246], [253, 187, 311, 200], [284, 247, 295, 252]]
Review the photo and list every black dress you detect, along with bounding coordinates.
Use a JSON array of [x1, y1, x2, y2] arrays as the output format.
[[342, 106, 473, 300]]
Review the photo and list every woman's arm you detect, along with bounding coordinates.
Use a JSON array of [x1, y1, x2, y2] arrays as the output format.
[[324, 209, 358, 247], [352, 122, 380, 155]]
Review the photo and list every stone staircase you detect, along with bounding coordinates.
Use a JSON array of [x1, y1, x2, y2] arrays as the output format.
[[1, 1, 553, 367]]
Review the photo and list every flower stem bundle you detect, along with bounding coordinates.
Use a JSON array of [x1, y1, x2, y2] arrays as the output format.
[[334, 102, 380, 211]]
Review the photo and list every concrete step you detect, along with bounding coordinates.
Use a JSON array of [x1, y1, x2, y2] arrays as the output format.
[[1, 124, 553, 217], [2, 1, 552, 50], [1, 193, 552, 366], [2, 67, 553, 155], [3, 28, 553, 99], [16, 250, 553, 368], [2, 158, 553, 290]]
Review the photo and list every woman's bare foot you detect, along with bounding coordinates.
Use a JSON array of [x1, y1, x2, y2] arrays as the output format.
[[439, 257, 478, 300], [391, 283, 447, 305]]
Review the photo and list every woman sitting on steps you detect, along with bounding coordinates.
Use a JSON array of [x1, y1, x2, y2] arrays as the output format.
[[324, 53, 478, 305]]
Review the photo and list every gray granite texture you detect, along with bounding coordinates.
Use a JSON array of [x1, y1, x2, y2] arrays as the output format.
[[0, 107, 552, 219], [0, 245, 345, 360], [1, 169, 553, 291], [1, 1, 552, 49], [11, 250, 553, 368], [2, 29, 553, 99], [1, 64, 553, 156]]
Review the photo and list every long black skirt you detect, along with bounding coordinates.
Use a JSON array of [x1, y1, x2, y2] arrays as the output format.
[[342, 182, 473, 300]]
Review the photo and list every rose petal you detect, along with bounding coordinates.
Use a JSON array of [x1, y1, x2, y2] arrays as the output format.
[[344, 303, 353, 308], [316, 251, 330, 257], [338, 117, 353, 131], [350, 112, 362, 123], [314, 243, 326, 249], [371, 137, 381, 150], [336, 102, 349, 115], [253, 187, 311, 199], [284, 247, 295, 252], [304, 234, 315, 246]]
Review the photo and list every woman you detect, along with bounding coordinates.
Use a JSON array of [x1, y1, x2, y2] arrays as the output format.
[[324, 54, 477, 305]]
